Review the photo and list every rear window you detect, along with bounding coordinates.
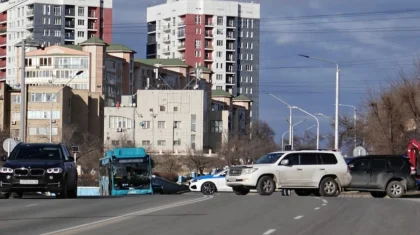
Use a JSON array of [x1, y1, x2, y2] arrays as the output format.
[[388, 158, 410, 173], [319, 153, 338, 165], [9, 146, 63, 161]]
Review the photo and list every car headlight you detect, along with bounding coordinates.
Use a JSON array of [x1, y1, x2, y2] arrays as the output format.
[[47, 168, 63, 174], [0, 167, 13, 174], [242, 168, 258, 174]]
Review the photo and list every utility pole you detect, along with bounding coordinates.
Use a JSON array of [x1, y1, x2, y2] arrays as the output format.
[[20, 39, 26, 142]]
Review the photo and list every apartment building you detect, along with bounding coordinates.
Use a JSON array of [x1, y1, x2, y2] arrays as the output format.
[[146, 0, 260, 123], [0, 0, 113, 86], [6, 84, 103, 143], [15, 37, 136, 106]]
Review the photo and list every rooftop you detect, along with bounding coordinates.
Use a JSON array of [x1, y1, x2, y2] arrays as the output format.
[[212, 90, 232, 98], [233, 94, 251, 101], [135, 58, 189, 67]]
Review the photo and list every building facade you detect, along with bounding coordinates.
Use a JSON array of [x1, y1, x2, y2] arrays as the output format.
[[15, 37, 136, 107], [146, 0, 260, 122], [0, 0, 113, 86], [6, 84, 103, 143]]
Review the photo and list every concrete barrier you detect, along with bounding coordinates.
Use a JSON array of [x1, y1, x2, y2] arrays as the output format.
[[77, 187, 100, 196]]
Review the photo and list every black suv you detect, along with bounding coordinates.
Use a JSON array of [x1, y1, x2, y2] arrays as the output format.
[[0, 143, 78, 199], [345, 155, 416, 198]]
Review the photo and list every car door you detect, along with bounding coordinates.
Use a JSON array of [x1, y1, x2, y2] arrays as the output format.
[[348, 158, 371, 189], [299, 153, 321, 187], [368, 158, 392, 189], [213, 170, 230, 191], [278, 153, 301, 186], [61, 145, 76, 185]]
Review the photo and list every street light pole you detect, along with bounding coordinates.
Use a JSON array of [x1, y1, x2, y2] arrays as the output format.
[[315, 113, 334, 123], [299, 54, 340, 149], [49, 70, 84, 143], [281, 120, 304, 150], [268, 93, 293, 149], [20, 39, 26, 142], [292, 106, 320, 149], [339, 104, 357, 148]]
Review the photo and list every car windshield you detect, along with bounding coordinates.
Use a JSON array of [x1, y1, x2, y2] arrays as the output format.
[[8, 146, 62, 161], [112, 162, 151, 189], [254, 153, 285, 164]]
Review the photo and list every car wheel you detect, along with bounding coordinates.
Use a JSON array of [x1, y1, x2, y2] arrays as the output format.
[[232, 186, 250, 195], [295, 189, 312, 196], [68, 183, 78, 198], [386, 181, 404, 198], [319, 177, 339, 197], [201, 181, 217, 195], [13, 192, 23, 198], [257, 176, 275, 196], [371, 192, 387, 198], [56, 179, 68, 199]]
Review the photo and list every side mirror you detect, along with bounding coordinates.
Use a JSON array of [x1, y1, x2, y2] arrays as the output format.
[[0, 156, 7, 161], [67, 156, 75, 162], [280, 159, 289, 166]]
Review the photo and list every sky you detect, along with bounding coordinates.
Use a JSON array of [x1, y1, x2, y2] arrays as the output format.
[[113, 0, 420, 148]]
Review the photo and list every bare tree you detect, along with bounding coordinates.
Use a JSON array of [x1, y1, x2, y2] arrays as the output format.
[[183, 149, 214, 175], [153, 154, 182, 173]]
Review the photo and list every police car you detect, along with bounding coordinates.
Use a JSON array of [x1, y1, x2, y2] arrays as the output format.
[[189, 169, 232, 195]]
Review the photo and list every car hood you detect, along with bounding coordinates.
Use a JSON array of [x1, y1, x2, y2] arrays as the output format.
[[231, 164, 273, 168], [3, 160, 63, 169]]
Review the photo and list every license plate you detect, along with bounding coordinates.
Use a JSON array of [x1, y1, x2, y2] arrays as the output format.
[[20, 180, 38, 185], [226, 178, 236, 182], [127, 190, 137, 194]]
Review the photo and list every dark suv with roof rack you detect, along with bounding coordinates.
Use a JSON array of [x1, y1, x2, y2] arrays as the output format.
[[0, 143, 78, 199], [345, 155, 416, 198]]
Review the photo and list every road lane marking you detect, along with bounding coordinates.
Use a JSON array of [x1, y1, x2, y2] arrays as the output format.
[[263, 229, 276, 235], [40, 195, 213, 235], [294, 215, 304, 220], [314, 207, 320, 210], [322, 199, 328, 204], [322, 204, 327, 206], [26, 204, 38, 207], [314, 197, 321, 199]]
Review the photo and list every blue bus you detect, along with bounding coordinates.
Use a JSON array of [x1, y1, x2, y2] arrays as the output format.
[[98, 147, 155, 196]]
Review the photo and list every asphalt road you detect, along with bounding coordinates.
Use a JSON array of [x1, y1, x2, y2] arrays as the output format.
[[1, 192, 420, 235]]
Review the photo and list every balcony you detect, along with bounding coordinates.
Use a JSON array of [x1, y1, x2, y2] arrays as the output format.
[[227, 21, 235, 28], [226, 56, 235, 62], [65, 9, 75, 17], [27, 9, 34, 17], [88, 24, 97, 31], [26, 22, 34, 29], [88, 12, 97, 18], [163, 24, 170, 31], [0, 28, 6, 36], [205, 45, 213, 50], [0, 60, 6, 68], [226, 46, 235, 51], [65, 34, 75, 40], [204, 56, 212, 61], [162, 35, 170, 42], [177, 21, 185, 27], [227, 34, 236, 40], [65, 21, 75, 28], [161, 48, 170, 53], [205, 21, 214, 27], [205, 32, 213, 38], [177, 33, 185, 39], [226, 68, 235, 73], [178, 44, 185, 50], [0, 14, 6, 23]]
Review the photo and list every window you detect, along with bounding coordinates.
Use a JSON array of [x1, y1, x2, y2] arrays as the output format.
[[30, 93, 57, 102], [216, 74, 223, 80], [216, 40, 223, 46], [211, 120, 223, 133], [54, 18, 61, 25], [108, 116, 133, 129], [191, 134, 196, 150], [160, 105, 165, 111], [54, 30, 61, 37], [78, 7, 84, 16], [174, 139, 181, 146], [158, 121, 165, 129], [191, 114, 196, 132], [217, 29, 223, 35], [11, 95, 21, 104], [54, 6, 61, 16], [157, 140, 166, 146], [195, 15, 201, 24], [173, 106, 178, 112], [28, 127, 58, 136], [300, 153, 318, 165], [351, 159, 369, 171], [77, 31, 84, 37], [195, 51, 201, 57], [319, 153, 338, 165], [372, 159, 387, 171], [195, 39, 201, 48], [141, 121, 150, 129], [27, 110, 60, 120], [78, 19, 84, 26], [217, 16, 223, 25], [12, 112, 20, 121], [282, 153, 299, 165], [388, 158, 405, 171], [174, 121, 181, 129], [142, 140, 150, 146]]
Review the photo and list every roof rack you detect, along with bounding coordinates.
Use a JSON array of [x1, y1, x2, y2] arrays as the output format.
[[293, 149, 339, 152]]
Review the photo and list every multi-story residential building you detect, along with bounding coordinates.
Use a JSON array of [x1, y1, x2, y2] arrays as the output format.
[[5, 84, 103, 143], [0, 0, 113, 86], [15, 37, 135, 106], [146, 0, 260, 122]]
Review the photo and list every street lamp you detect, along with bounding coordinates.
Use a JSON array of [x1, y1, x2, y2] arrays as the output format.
[[314, 113, 334, 122], [268, 93, 294, 149], [292, 106, 320, 149], [281, 120, 305, 150], [49, 70, 84, 143], [338, 104, 357, 148], [299, 54, 340, 149]]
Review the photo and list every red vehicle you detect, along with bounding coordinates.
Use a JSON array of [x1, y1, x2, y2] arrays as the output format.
[[407, 139, 420, 183]]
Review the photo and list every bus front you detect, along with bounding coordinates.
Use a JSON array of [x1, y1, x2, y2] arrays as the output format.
[[112, 155, 153, 195]]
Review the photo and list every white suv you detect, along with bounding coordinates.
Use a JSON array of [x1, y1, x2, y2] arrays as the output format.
[[225, 150, 352, 196]]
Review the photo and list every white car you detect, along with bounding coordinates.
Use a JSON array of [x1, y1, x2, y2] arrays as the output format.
[[189, 169, 232, 195], [226, 150, 352, 196]]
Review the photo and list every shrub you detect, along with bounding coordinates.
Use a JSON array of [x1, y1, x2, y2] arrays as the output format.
[[78, 174, 98, 186]]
